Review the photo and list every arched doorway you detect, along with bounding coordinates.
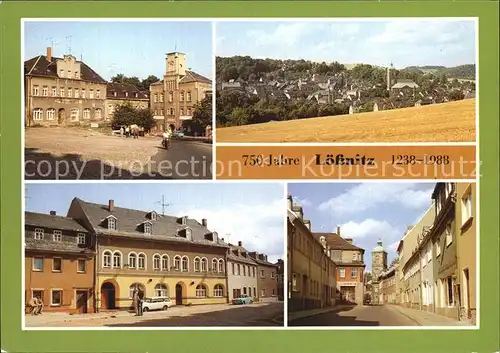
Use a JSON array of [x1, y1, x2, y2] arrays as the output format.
[[168, 123, 176, 132], [101, 282, 117, 309], [57, 108, 65, 125], [175, 282, 184, 305]]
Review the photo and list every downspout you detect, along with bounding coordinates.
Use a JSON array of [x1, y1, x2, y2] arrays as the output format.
[[225, 247, 229, 304], [94, 233, 99, 313]]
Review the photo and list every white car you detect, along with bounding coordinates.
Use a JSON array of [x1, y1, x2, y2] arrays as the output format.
[[142, 297, 172, 312]]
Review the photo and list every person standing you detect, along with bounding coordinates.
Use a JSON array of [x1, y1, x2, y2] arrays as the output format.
[[132, 287, 139, 316]]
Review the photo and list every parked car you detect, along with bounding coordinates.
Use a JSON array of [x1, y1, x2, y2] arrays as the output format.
[[232, 295, 253, 305], [142, 297, 172, 312], [172, 131, 185, 138]]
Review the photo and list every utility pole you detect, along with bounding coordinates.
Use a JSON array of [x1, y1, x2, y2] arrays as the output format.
[[155, 195, 171, 216]]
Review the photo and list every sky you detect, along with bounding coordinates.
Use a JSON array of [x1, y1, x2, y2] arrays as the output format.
[[288, 182, 437, 272], [25, 183, 285, 263], [24, 21, 213, 80], [216, 19, 476, 68]]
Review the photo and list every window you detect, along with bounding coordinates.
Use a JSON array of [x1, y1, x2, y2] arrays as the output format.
[[272, 289, 276, 296], [161, 255, 169, 271], [77, 259, 86, 273], [33, 257, 44, 271], [160, 109, 164, 115], [351, 268, 358, 278], [253, 267, 256, 277], [214, 284, 224, 297], [128, 253, 137, 269], [125, 92, 128, 97], [462, 190, 473, 226], [89, 90, 94, 99], [59, 69, 65, 77], [46, 108, 55, 120], [42, 86, 48, 96], [138, 253, 146, 270], [144, 222, 152, 234], [151, 212, 157, 221], [187, 108, 192, 115], [271, 272, 275, 279], [33, 108, 43, 121], [212, 258, 218, 272], [446, 277, 455, 306], [339, 268, 346, 278], [169, 108, 174, 115], [174, 256, 181, 270], [96, 90, 100, 99], [261, 289, 266, 297], [83, 108, 91, 119], [180, 108, 184, 116], [34, 228, 44, 240], [74, 89, 79, 98], [168, 92, 173, 102], [243, 266, 246, 276], [187, 91, 192, 101], [81, 89, 86, 98], [68, 70, 72, 79], [445, 222, 453, 246], [103, 251, 112, 268], [52, 258, 62, 271], [218, 259, 224, 273], [154, 93, 158, 102], [182, 256, 189, 271], [112, 251, 122, 268], [260, 270, 264, 278], [113, 92, 117, 97], [51, 290, 62, 306], [292, 273, 298, 291], [32, 85, 39, 96], [201, 258, 208, 272], [194, 257, 201, 272], [108, 217, 116, 230], [196, 284, 207, 297], [153, 254, 161, 270], [74, 71, 79, 79], [68, 88, 72, 97], [60, 87, 65, 97], [253, 287, 256, 297], [237, 264, 241, 275], [160, 93, 164, 102], [53, 230, 62, 242], [95, 108, 102, 119], [70, 108, 79, 121], [180, 91, 185, 101], [51, 86, 57, 96], [77, 233, 86, 245], [155, 284, 168, 297], [154, 109, 158, 116]]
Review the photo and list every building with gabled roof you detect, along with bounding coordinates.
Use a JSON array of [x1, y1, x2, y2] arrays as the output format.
[[24, 210, 96, 314], [149, 52, 212, 133], [105, 83, 149, 121], [24, 47, 108, 127], [66, 197, 228, 310], [226, 241, 259, 302]]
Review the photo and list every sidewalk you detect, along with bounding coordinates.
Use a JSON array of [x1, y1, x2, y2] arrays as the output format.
[[386, 305, 473, 326], [288, 304, 354, 322]]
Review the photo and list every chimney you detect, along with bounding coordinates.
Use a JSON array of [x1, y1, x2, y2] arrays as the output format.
[[50, 210, 56, 216], [264, 255, 268, 261], [46, 47, 52, 61], [108, 199, 114, 212], [201, 218, 207, 227], [337, 226, 341, 235], [345, 238, 353, 244], [238, 241, 242, 247], [221, 238, 224, 243]]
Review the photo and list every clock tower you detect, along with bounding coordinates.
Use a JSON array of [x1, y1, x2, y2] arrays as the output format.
[[371, 239, 387, 280]]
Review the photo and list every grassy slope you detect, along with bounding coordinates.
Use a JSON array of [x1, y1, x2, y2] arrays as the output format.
[[216, 99, 476, 143]]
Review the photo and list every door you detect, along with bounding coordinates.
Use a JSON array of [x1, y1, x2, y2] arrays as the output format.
[[101, 282, 116, 309], [175, 284, 183, 305], [58, 108, 65, 125], [76, 290, 88, 314]]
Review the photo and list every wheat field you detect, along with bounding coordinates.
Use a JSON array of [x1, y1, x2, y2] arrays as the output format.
[[216, 99, 476, 143]]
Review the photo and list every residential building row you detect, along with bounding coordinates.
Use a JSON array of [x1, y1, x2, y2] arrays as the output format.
[[287, 195, 366, 313], [372, 182, 477, 325], [25, 198, 279, 314], [24, 47, 211, 133]]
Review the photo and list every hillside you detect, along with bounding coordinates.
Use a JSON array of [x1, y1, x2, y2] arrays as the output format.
[[404, 64, 475, 80], [216, 99, 476, 143]]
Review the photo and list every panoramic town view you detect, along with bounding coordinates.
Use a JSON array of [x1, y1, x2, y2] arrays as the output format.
[[24, 183, 284, 327], [215, 20, 476, 143], [24, 21, 213, 180], [287, 182, 477, 327]]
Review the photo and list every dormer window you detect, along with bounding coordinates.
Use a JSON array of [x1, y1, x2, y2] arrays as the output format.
[[178, 216, 188, 225], [149, 211, 157, 221], [144, 221, 152, 234], [107, 216, 117, 230]]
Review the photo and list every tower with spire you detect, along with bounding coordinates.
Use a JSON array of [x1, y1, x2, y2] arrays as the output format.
[[386, 62, 394, 91], [371, 238, 388, 281]]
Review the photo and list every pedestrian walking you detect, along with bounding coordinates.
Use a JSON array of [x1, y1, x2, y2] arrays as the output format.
[[125, 126, 130, 138], [132, 287, 139, 316], [138, 297, 144, 316], [120, 126, 124, 137]]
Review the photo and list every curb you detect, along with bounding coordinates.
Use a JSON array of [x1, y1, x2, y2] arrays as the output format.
[[385, 305, 423, 326], [288, 306, 346, 322]]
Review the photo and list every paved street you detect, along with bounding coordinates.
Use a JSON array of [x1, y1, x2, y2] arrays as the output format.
[[26, 302, 283, 328], [150, 139, 212, 179], [289, 304, 471, 327]]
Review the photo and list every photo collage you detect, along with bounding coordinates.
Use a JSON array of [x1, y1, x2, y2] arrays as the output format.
[[22, 18, 478, 330]]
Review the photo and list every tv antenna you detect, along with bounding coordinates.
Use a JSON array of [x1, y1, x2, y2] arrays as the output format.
[[155, 195, 172, 216], [45, 37, 59, 50], [66, 35, 73, 54]]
